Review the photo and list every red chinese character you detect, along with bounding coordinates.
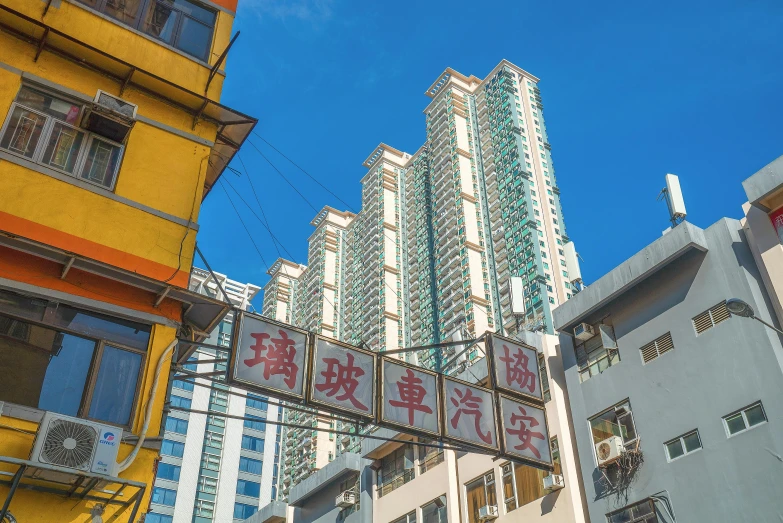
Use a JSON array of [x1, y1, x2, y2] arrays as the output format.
[[506, 405, 546, 459], [389, 369, 433, 425], [499, 344, 536, 394], [315, 353, 368, 411], [450, 387, 493, 445], [243, 329, 299, 390]]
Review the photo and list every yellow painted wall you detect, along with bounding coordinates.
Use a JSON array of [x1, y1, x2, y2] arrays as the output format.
[[0, 324, 177, 522]]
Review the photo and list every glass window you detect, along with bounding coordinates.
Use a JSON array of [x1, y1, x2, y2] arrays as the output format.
[[198, 475, 218, 494], [145, 513, 173, 523], [194, 499, 214, 517], [391, 512, 416, 523], [41, 122, 85, 173], [421, 496, 447, 523], [723, 402, 767, 436], [246, 394, 268, 411], [590, 400, 637, 450], [88, 345, 142, 425], [234, 503, 258, 519], [151, 487, 177, 506], [165, 416, 188, 434], [241, 435, 264, 452], [607, 499, 658, 523], [52, 304, 150, 350], [172, 378, 194, 392], [378, 443, 414, 497], [157, 462, 181, 481], [418, 439, 445, 474], [237, 479, 261, 498], [161, 439, 184, 458], [170, 395, 191, 409], [79, 136, 123, 188], [465, 472, 496, 523], [239, 456, 263, 475], [244, 414, 266, 431], [664, 430, 701, 462]]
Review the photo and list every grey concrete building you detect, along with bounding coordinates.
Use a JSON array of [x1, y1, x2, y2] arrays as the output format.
[[553, 165, 783, 522]]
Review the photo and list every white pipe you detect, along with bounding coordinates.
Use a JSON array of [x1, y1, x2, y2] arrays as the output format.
[[118, 338, 177, 472]]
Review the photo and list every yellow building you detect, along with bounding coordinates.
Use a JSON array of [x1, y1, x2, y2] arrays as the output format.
[[0, 0, 253, 520]]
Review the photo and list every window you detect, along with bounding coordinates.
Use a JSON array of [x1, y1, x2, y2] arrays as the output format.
[[392, 512, 416, 523], [161, 439, 184, 458], [0, 290, 149, 427], [0, 86, 125, 189], [205, 430, 223, 450], [200, 454, 220, 472], [692, 301, 730, 335], [170, 395, 192, 409], [418, 439, 445, 474], [145, 514, 173, 523], [378, 443, 414, 497], [151, 487, 177, 506], [640, 332, 674, 364], [239, 456, 263, 475], [538, 355, 551, 402], [664, 430, 701, 461], [194, 499, 214, 518], [75, 0, 217, 61], [234, 503, 258, 519], [244, 414, 266, 431], [236, 479, 261, 498], [197, 475, 218, 494], [246, 394, 268, 411], [723, 401, 767, 437], [501, 438, 561, 511], [421, 496, 447, 523], [607, 499, 658, 523], [590, 400, 638, 455], [241, 435, 264, 452], [156, 462, 181, 481], [466, 472, 496, 523], [172, 377, 194, 392], [575, 323, 619, 383], [164, 416, 188, 434]]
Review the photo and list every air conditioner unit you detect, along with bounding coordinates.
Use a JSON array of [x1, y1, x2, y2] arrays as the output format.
[[542, 473, 565, 491], [478, 505, 499, 521], [30, 412, 122, 481], [595, 436, 624, 467], [574, 322, 595, 341], [335, 490, 356, 508], [80, 90, 137, 143]]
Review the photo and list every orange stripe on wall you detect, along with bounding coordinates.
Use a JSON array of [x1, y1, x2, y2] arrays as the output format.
[[213, 0, 237, 12], [0, 245, 182, 322], [0, 211, 190, 288]]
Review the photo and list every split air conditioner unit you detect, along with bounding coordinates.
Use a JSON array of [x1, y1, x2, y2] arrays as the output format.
[[542, 473, 565, 491], [29, 412, 122, 482], [574, 322, 595, 341], [335, 490, 357, 508], [478, 505, 499, 521], [80, 90, 137, 143], [595, 436, 625, 467]]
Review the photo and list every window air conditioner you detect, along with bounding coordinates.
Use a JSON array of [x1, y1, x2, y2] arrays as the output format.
[[29, 412, 122, 481], [542, 473, 565, 491], [80, 90, 137, 143], [478, 505, 499, 521], [335, 490, 357, 508], [574, 322, 595, 341], [595, 435, 624, 467]]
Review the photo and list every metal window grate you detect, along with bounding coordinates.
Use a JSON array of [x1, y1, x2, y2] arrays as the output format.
[[640, 332, 674, 364], [692, 301, 730, 335]]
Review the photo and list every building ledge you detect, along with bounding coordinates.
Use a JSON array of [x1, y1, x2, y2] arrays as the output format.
[[742, 155, 783, 211], [287, 453, 368, 507], [552, 221, 708, 333], [242, 500, 288, 523]]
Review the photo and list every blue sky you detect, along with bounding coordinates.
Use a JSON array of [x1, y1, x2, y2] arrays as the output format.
[[197, 0, 783, 306]]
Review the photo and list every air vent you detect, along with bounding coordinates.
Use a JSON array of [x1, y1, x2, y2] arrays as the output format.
[[39, 418, 97, 471], [640, 332, 674, 364], [692, 302, 730, 335]]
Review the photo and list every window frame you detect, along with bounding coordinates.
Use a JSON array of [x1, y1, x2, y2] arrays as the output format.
[[664, 429, 702, 462], [722, 401, 767, 438], [0, 300, 148, 430], [0, 88, 126, 191], [589, 399, 639, 461]]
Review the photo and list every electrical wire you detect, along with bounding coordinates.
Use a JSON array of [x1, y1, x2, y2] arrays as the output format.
[[218, 179, 271, 271], [246, 138, 317, 212]]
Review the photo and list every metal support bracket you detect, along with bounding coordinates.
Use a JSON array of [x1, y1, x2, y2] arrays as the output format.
[[204, 31, 239, 95], [61, 256, 75, 279], [34, 27, 49, 62], [42, 0, 54, 18], [119, 67, 135, 96], [191, 99, 208, 130], [154, 286, 171, 308]]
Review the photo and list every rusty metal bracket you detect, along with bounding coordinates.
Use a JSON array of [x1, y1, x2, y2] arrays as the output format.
[[42, 0, 54, 18], [34, 27, 49, 62], [205, 31, 239, 95], [192, 99, 208, 130], [119, 67, 135, 96]]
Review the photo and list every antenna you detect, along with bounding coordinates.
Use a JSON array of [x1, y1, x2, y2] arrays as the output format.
[[657, 173, 687, 227]]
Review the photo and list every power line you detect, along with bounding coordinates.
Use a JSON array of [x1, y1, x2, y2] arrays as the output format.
[[219, 179, 270, 270], [252, 131, 357, 213], [236, 153, 288, 259], [247, 138, 317, 213]]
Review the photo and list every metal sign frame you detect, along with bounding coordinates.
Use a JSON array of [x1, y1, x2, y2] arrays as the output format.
[[487, 332, 545, 405], [307, 334, 377, 421], [227, 311, 311, 404], [378, 355, 443, 438], [496, 392, 554, 471]]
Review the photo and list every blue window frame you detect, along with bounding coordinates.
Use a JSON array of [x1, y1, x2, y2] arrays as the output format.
[[157, 462, 181, 481], [170, 395, 191, 409], [244, 414, 266, 431], [234, 503, 258, 519], [241, 435, 264, 453], [145, 514, 173, 523], [151, 487, 177, 506], [246, 394, 268, 411], [164, 417, 188, 434], [239, 456, 262, 475], [236, 479, 261, 497], [161, 439, 185, 458]]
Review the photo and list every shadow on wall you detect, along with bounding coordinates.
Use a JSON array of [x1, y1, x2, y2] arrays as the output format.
[[539, 488, 561, 515]]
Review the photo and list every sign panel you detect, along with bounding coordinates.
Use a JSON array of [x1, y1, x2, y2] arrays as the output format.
[[442, 376, 498, 451], [770, 206, 783, 244], [488, 333, 543, 404], [381, 358, 440, 436], [230, 312, 309, 402], [498, 394, 552, 469], [309, 336, 376, 419]]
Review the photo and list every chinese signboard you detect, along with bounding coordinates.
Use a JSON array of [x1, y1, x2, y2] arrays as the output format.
[[498, 394, 551, 467], [230, 313, 309, 402], [770, 206, 783, 244], [442, 376, 498, 451], [309, 336, 376, 419], [381, 358, 440, 436], [488, 333, 543, 403]]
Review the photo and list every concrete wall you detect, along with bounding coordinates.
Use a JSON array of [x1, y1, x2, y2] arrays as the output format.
[[557, 218, 783, 522]]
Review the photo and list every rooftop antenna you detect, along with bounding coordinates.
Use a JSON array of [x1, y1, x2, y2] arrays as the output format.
[[657, 173, 687, 228]]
